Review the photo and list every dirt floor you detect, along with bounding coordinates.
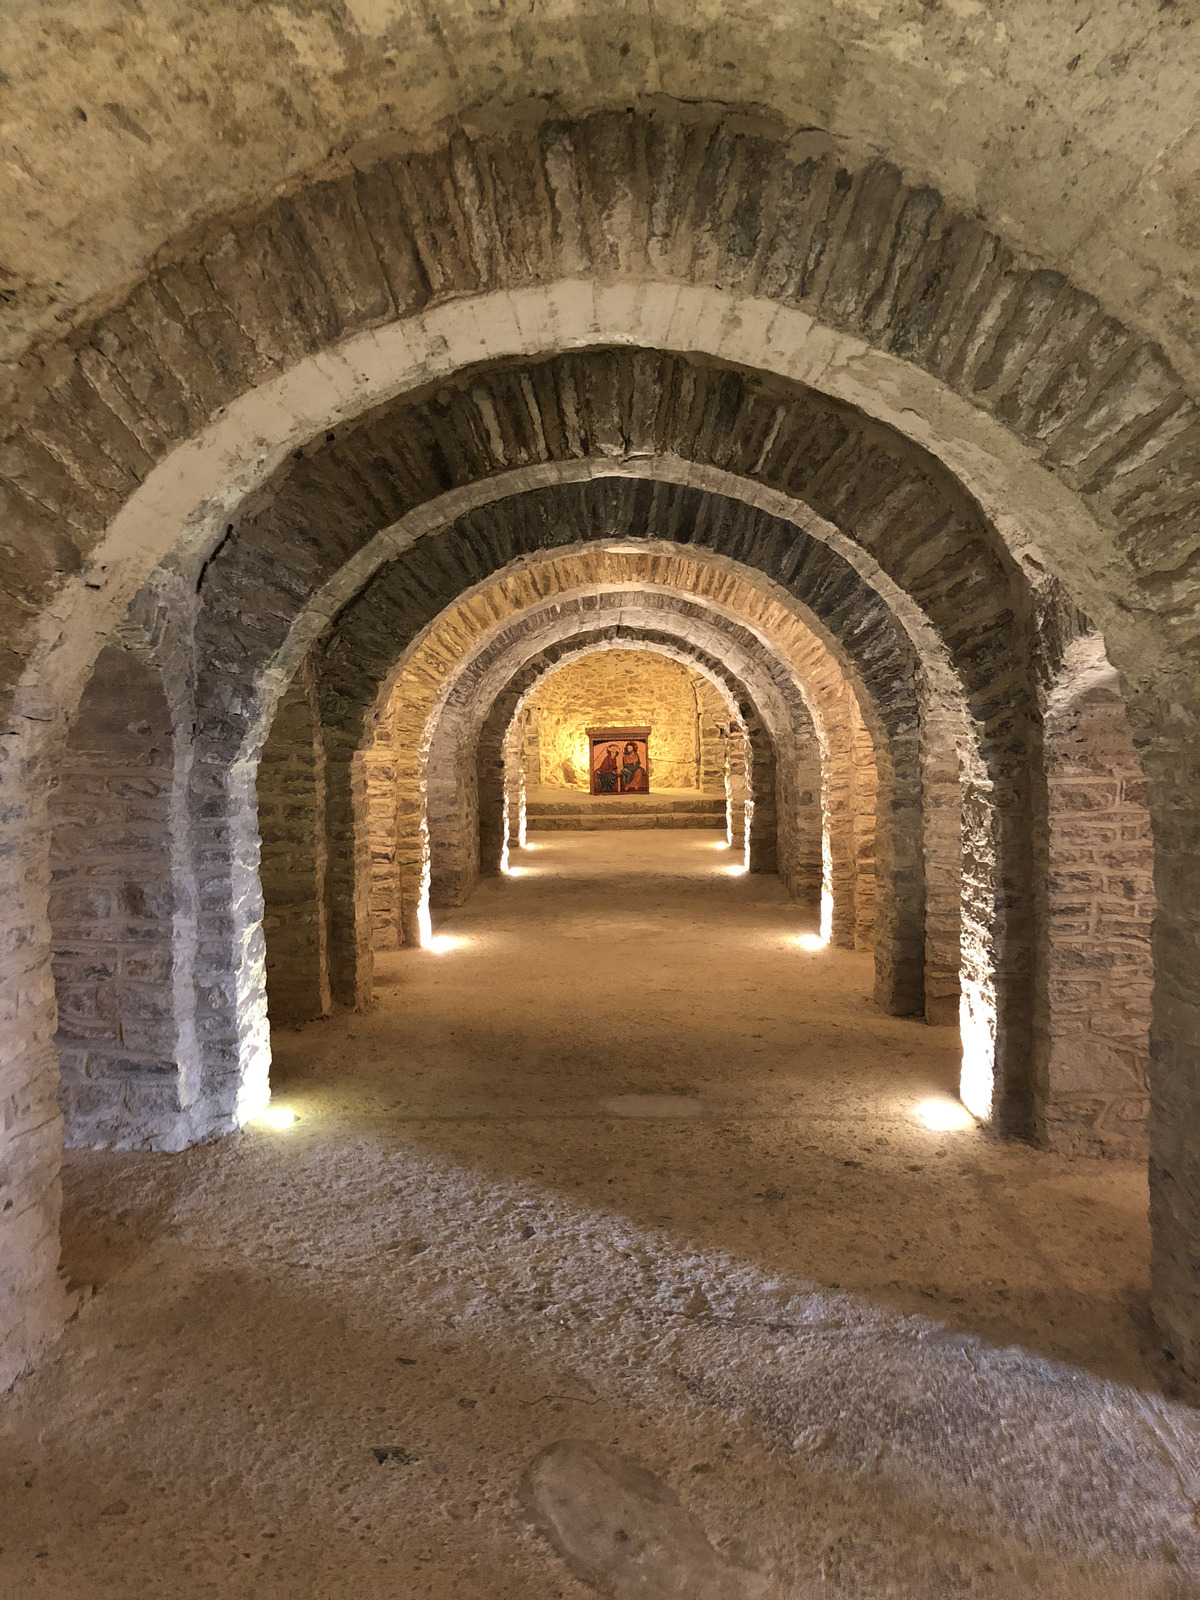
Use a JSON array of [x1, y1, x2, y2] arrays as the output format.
[[2, 832, 1197, 1599]]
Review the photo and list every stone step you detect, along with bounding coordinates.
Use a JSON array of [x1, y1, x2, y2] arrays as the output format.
[[525, 786, 726, 831]]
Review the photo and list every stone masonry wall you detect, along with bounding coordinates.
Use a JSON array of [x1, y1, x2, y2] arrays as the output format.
[[256, 657, 331, 1025], [852, 700, 879, 952], [48, 645, 179, 1146], [1040, 653, 1154, 1157], [526, 650, 726, 793], [364, 700, 402, 951]]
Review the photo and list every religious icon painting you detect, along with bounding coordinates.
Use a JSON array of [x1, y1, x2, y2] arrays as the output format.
[[588, 726, 651, 795]]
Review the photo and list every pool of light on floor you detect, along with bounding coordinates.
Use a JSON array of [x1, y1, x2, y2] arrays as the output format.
[[915, 1097, 976, 1132], [253, 1104, 298, 1132]]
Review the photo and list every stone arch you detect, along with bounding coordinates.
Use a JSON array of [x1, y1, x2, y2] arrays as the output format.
[[6, 327, 1072, 1191], [170, 351, 1024, 1133], [362, 595, 819, 938], [491, 642, 746, 865], [317, 538, 920, 1014], [476, 633, 784, 878], [424, 630, 763, 900], [9, 101, 1200, 1386], [4, 101, 1190, 715], [363, 609, 796, 953], [465, 627, 793, 863], [410, 593, 821, 900]]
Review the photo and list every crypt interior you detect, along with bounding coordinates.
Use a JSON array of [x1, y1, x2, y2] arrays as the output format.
[[1, 3, 1199, 1594]]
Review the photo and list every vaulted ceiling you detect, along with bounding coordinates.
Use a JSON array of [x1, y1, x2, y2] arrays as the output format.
[[3, 0, 1198, 386]]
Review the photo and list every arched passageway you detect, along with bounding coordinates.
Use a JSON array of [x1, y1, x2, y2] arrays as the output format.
[[1, 30, 1197, 1592], [12, 825, 1184, 1597]]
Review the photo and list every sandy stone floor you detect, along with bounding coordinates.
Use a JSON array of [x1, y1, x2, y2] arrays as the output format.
[[2, 832, 1197, 1599]]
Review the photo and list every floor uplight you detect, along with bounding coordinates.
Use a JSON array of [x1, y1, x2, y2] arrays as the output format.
[[916, 1097, 976, 1132], [257, 1105, 297, 1132], [427, 934, 468, 954], [796, 933, 827, 952], [725, 862, 748, 876]]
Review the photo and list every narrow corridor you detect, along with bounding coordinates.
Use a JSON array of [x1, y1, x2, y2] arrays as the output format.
[[1, 834, 1186, 1599]]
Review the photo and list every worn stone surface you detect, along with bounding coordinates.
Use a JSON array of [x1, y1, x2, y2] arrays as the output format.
[[526, 1439, 785, 1599], [1038, 636, 1154, 1159], [257, 658, 331, 1027], [47, 645, 182, 1144]]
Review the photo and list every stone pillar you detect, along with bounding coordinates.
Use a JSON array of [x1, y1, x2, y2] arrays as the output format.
[[48, 642, 200, 1148], [363, 703, 401, 951], [957, 692, 1038, 1136], [725, 726, 749, 858], [1035, 644, 1152, 1156], [318, 725, 377, 996], [257, 658, 332, 1024], [697, 693, 728, 796], [476, 715, 510, 878], [822, 717, 858, 950], [427, 711, 481, 909], [505, 717, 527, 855], [780, 725, 823, 916], [852, 712, 878, 951], [920, 685, 965, 1027], [0, 766, 70, 1391], [870, 719, 927, 1021], [746, 719, 778, 874]]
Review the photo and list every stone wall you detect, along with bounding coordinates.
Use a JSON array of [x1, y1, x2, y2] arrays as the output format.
[[363, 700, 402, 951], [48, 644, 181, 1146], [524, 649, 726, 793], [919, 684, 966, 1029], [851, 701, 878, 952], [1039, 641, 1154, 1157], [256, 658, 331, 1025]]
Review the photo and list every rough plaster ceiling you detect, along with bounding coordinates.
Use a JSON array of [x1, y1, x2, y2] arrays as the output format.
[[1, 1, 1198, 385]]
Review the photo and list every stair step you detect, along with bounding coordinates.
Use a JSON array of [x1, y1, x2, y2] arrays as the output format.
[[524, 786, 726, 831]]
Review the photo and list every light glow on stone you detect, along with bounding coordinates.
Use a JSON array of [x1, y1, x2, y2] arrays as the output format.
[[257, 1105, 297, 1132], [427, 934, 468, 954], [235, 1052, 272, 1127], [958, 986, 995, 1121], [796, 933, 827, 952], [819, 886, 834, 945], [916, 1097, 976, 1132]]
